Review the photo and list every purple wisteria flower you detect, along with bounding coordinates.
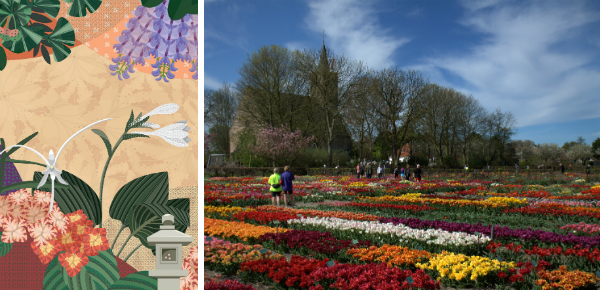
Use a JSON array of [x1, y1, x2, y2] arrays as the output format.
[[110, 0, 198, 82]]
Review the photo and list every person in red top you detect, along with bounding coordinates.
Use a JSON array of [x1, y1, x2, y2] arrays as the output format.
[[356, 163, 361, 179]]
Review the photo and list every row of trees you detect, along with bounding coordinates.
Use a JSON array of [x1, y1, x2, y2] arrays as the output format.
[[205, 44, 523, 167], [511, 137, 600, 167]]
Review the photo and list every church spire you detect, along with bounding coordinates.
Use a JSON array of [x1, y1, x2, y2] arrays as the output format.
[[319, 40, 329, 71]]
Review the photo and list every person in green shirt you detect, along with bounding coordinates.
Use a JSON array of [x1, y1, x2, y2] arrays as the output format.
[[268, 167, 283, 206]]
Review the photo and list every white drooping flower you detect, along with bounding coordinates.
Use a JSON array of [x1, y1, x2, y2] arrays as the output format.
[[0, 118, 112, 212], [140, 103, 179, 120], [141, 122, 160, 128], [131, 120, 191, 147]]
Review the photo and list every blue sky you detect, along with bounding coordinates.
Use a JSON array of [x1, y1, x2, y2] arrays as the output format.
[[203, 0, 600, 146]]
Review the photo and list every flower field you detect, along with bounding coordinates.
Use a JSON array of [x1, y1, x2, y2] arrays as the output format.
[[204, 174, 600, 289]]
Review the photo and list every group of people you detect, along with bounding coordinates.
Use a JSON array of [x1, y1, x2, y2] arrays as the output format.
[[356, 162, 423, 182], [267, 166, 295, 207]]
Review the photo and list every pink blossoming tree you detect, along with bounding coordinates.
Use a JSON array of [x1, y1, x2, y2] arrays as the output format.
[[249, 126, 314, 166]]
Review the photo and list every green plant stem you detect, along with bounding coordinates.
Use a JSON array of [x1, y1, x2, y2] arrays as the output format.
[[110, 224, 127, 249], [98, 136, 124, 228], [116, 232, 135, 257], [123, 244, 143, 263]]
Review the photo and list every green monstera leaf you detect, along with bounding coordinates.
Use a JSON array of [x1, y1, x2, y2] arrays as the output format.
[[1, 25, 43, 53], [0, 0, 31, 30], [167, 0, 197, 21], [68, 0, 102, 17], [31, 0, 61, 18], [109, 172, 169, 227], [107, 271, 157, 290], [47, 17, 75, 62], [0, 46, 6, 71], [128, 203, 189, 251]]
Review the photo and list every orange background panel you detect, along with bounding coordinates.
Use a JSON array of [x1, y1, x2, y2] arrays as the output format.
[[5, 17, 83, 60]]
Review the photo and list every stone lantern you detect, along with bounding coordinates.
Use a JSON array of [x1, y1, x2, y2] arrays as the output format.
[[148, 214, 193, 290]]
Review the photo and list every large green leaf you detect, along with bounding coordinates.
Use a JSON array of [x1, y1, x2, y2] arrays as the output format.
[[166, 198, 190, 216], [107, 271, 157, 290], [67, 0, 102, 17], [167, 0, 197, 21], [0, 234, 12, 257], [63, 249, 119, 290], [91, 129, 112, 155], [109, 172, 169, 227], [1, 180, 69, 194], [140, 0, 162, 8], [42, 252, 69, 290], [129, 203, 189, 251], [31, 0, 60, 18], [0, 46, 6, 71], [0, 0, 31, 29], [5, 132, 38, 156], [2, 25, 44, 53], [33, 170, 102, 226], [47, 17, 74, 62]]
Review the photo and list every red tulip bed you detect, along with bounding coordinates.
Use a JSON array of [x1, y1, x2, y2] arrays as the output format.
[[205, 174, 600, 289]]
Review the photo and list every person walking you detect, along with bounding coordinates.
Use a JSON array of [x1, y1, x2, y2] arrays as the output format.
[[281, 166, 295, 207], [414, 164, 422, 182], [377, 164, 382, 178], [401, 167, 405, 179], [268, 168, 283, 206], [366, 162, 372, 178], [405, 164, 410, 181], [515, 163, 519, 174], [394, 166, 399, 179], [586, 163, 592, 176], [560, 163, 565, 174], [356, 163, 361, 179]]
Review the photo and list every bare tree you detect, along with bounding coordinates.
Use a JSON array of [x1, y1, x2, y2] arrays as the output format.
[[536, 143, 563, 166], [236, 45, 309, 131], [204, 82, 239, 157], [512, 139, 536, 164], [369, 67, 426, 166], [566, 143, 592, 164], [296, 45, 368, 166], [342, 75, 376, 160]]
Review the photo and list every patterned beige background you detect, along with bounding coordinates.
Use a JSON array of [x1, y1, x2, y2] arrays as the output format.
[[0, 45, 198, 270]]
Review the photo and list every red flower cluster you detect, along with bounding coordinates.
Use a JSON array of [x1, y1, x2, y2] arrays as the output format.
[[233, 211, 298, 225], [240, 256, 441, 290], [342, 202, 437, 212], [504, 204, 600, 219], [52, 210, 109, 277], [499, 260, 551, 284], [488, 241, 600, 263], [306, 263, 440, 290], [486, 242, 522, 254], [204, 279, 256, 290], [240, 256, 328, 288]]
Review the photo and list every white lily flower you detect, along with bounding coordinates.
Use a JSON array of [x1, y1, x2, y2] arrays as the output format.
[[130, 120, 192, 147], [0, 118, 112, 212], [139, 103, 179, 120], [141, 122, 160, 129]]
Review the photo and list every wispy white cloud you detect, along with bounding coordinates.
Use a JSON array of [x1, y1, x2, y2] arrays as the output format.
[[305, 0, 409, 70], [285, 41, 306, 52], [415, 1, 600, 127], [204, 74, 222, 90]]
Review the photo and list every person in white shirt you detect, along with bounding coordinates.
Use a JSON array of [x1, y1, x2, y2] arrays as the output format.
[[377, 165, 382, 178]]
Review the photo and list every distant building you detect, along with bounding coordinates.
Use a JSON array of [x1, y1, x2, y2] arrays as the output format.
[[229, 42, 353, 155]]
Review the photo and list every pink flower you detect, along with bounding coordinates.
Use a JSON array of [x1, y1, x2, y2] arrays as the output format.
[[8, 189, 31, 205], [1, 217, 27, 243], [0, 196, 14, 220], [33, 191, 52, 205], [28, 221, 57, 247], [26, 202, 48, 225], [47, 210, 69, 234]]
